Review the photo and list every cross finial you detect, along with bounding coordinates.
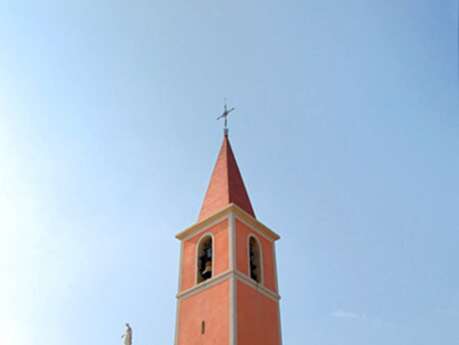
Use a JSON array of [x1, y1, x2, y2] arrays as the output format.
[[217, 101, 235, 136]]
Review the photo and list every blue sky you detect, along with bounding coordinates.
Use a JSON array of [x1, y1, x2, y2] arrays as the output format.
[[0, 1, 457, 344]]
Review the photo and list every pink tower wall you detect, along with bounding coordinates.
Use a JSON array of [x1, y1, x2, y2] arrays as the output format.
[[178, 280, 230, 345], [237, 280, 281, 345]]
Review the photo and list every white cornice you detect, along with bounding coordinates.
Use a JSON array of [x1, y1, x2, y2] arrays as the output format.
[[176, 204, 280, 242], [177, 269, 281, 302], [234, 270, 281, 301], [177, 270, 233, 300]]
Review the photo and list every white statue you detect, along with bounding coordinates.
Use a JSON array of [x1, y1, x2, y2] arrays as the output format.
[[121, 323, 132, 345]]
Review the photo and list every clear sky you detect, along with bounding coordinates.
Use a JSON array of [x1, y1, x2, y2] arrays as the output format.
[[0, 1, 458, 344]]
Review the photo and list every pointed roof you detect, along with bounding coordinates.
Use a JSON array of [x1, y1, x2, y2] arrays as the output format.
[[198, 134, 255, 221]]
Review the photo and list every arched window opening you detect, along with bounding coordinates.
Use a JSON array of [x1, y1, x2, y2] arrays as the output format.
[[249, 236, 262, 283], [197, 236, 213, 283]]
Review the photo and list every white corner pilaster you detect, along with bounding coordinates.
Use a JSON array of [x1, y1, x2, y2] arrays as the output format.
[[229, 212, 237, 345], [273, 242, 283, 345], [230, 275, 237, 345], [229, 213, 236, 270], [174, 240, 184, 345]]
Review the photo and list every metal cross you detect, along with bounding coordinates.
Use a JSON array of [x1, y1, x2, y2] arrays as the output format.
[[217, 103, 235, 135]]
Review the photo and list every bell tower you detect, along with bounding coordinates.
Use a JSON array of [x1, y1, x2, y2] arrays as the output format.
[[174, 132, 283, 345]]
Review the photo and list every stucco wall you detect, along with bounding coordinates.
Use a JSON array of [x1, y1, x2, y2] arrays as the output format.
[[236, 280, 281, 345], [178, 280, 230, 345]]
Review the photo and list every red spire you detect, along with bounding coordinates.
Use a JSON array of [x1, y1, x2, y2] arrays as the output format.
[[198, 134, 255, 221]]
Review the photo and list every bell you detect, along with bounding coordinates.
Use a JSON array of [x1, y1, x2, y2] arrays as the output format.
[[202, 261, 212, 275]]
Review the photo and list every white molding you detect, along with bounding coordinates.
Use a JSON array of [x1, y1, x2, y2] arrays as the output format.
[[247, 234, 264, 286], [177, 270, 232, 300], [174, 241, 184, 345], [174, 299, 181, 345], [176, 204, 280, 242], [181, 215, 228, 242], [234, 270, 281, 302], [176, 268, 281, 302], [178, 241, 184, 292], [195, 232, 216, 285], [273, 241, 279, 293], [230, 275, 237, 345], [229, 213, 237, 345], [229, 213, 236, 270], [234, 215, 275, 243], [277, 302, 283, 345], [273, 242, 282, 345]]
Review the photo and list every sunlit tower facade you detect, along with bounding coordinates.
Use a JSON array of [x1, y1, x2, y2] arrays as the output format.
[[174, 132, 283, 345]]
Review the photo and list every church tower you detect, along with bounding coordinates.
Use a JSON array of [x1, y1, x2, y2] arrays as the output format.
[[175, 132, 283, 345]]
